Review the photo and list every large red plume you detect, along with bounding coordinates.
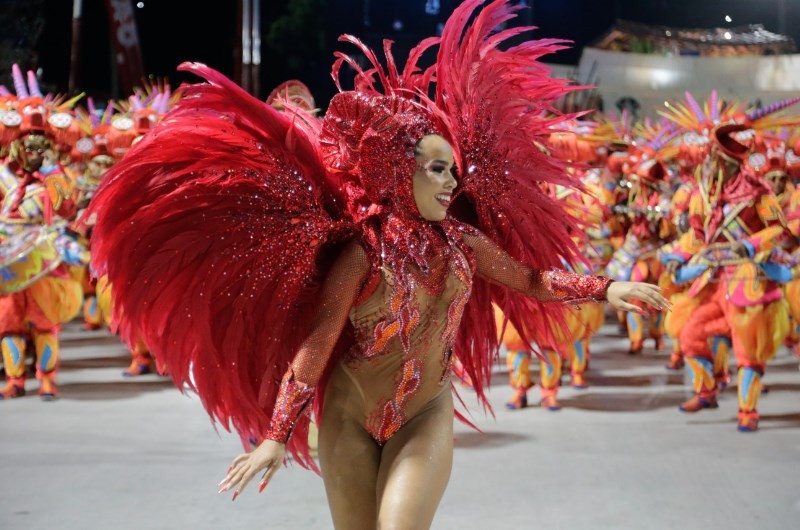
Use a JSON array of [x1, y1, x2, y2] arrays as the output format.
[[428, 0, 588, 406], [89, 63, 348, 470]]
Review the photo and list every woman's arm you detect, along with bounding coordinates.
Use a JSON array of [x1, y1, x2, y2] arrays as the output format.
[[265, 240, 371, 443], [462, 230, 667, 312], [220, 241, 371, 500], [462, 230, 611, 303]]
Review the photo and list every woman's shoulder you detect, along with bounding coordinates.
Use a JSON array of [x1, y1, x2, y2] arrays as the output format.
[[336, 239, 372, 270], [444, 219, 483, 246]]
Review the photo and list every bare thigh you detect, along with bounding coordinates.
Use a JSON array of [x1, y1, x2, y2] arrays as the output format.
[[318, 386, 381, 529], [375, 390, 454, 530]]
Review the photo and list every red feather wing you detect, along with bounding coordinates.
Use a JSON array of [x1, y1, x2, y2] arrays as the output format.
[[90, 63, 347, 468]]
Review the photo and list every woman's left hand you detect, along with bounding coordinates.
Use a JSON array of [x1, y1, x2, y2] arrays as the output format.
[[606, 281, 670, 314]]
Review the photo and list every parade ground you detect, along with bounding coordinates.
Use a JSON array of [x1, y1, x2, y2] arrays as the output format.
[[2, 318, 798, 530]]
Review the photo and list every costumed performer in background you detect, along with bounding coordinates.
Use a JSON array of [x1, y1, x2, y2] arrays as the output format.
[[0, 65, 84, 400], [663, 103, 798, 432]]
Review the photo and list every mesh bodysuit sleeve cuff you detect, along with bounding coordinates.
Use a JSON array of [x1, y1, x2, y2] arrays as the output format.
[[264, 370, 316, 443], [539, 269, 613, 304]]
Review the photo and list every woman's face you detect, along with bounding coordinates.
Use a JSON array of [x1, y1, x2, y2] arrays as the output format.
[[412, 134, 457, 221]]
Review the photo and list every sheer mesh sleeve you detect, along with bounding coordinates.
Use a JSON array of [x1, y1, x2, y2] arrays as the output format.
[[462, 231, 612, 304], [265, 241, 371, 443]]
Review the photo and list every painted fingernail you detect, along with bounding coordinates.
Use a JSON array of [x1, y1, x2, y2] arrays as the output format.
[[218, 486, 228, 494], [218, 478, 227, 487], [227, 466, 233, 473], [258, 480, 267, 493], [232, 490, 240, 502]]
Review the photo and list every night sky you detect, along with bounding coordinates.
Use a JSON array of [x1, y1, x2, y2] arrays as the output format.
[[31, 0, 800, 105]]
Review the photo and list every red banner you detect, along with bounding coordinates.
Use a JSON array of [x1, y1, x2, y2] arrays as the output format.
[[105, 0, 145, 95]]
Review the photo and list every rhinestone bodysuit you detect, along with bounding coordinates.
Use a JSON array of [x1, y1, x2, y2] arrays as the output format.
[[265, 226, 612, 445]]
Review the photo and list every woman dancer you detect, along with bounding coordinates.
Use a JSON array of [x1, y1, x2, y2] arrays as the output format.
[[89, 1, 667, 528]]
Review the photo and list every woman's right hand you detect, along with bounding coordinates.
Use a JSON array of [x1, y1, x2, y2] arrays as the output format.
[[218, 439, 286, 500]]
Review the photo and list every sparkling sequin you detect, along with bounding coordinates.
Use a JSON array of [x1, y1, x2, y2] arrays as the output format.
[[367, 358, 422, 441], [347, 223, 473, 444], [542, 269, 613, 304], [264, 370, 316, 443]]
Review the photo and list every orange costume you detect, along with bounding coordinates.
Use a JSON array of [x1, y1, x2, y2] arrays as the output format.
[[533, 181, 607, 410], [69, 86, 177, 376], [664, 120, 794, 432], [658, 177, 695, 370], [495, 122, 619, 411], [655, 92, 728, 371], [0, 65, 83, 400], [605, 124, 676, 355], [779, 179, 800, 356], [497, 293, 604, 411]]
